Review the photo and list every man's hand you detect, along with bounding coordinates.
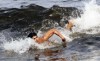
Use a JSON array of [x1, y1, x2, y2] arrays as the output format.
[[62, 38, 67, 48]]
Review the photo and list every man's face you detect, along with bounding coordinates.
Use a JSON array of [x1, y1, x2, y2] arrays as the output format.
[[32, 36, 38, 40], [66, 20, 74, 31]]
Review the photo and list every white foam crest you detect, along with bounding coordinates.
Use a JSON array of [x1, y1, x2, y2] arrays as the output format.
[[2, 38, 34, 54], [73, 0, 100, 33], [2, 37, 59, 54]]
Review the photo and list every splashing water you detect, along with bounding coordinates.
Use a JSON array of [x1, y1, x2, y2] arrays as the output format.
[[1, 28, 72, 54], [2, 37, 58, 54], [73, 0, 100, 34], [2, 38, 33, 54], [2, 0, 100, 54]]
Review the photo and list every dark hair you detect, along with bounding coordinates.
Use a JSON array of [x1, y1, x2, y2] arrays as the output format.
[[28, 32, 37, 38]]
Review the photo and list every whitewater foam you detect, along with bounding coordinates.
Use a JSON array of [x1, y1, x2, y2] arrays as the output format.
[[72, 0, 100, 34], [2, 37, 60, 54], [2, 38, 33, 54]]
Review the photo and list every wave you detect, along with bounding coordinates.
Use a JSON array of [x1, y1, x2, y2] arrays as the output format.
[[1, 0, 100, 54]]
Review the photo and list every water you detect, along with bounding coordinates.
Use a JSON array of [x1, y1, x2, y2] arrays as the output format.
[[75, 0, 100, 29], [0, 0, 99, 9], [1, 28, 72, 54], [0, 0, 100, 61]]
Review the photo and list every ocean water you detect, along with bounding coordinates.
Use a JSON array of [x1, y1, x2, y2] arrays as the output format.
[[0, 0, 99, 9], [0, 0, 100, 61]]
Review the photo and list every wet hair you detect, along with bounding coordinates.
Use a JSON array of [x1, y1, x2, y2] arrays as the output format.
[[27, 32, 37, 38]]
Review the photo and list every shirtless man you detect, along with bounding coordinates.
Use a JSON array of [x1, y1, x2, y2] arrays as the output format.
[[28, 28, 67, 47], [65, 19, 74, 31], [62, 16, 74, 31]]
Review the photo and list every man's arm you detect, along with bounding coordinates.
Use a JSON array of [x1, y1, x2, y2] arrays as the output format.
[[36, 28, 67, 47], [43, 29, 66, 42]]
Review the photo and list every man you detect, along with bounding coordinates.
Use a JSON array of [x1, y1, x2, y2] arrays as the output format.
[[65, 19, 75, 31], [28, 28, 67, 47], [62, 16, 74, 31]]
